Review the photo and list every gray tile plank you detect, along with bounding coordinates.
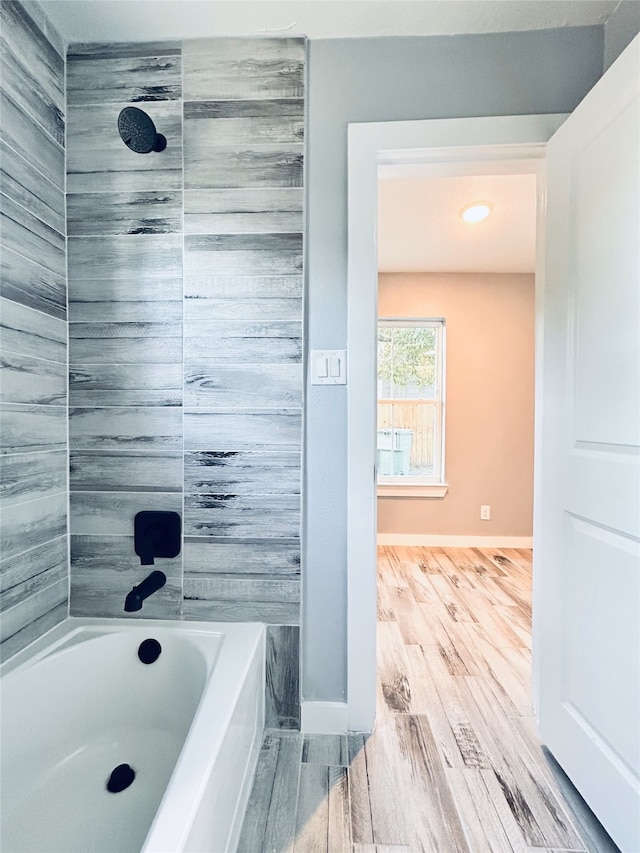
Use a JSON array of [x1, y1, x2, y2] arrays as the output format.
[[183, 320, 301, 363], [68, 277, 182, 312], [68, 234, 182, 281], [70, 363, 182, 392], [0, 245, 66, 320], [328, 765, 352, 853], [185, 363, 302, 407], [184, 450, 300, 495], [184, 493, 300, 538], [0, 542, 67, 612], [69, 388, 182, 407], [347, 734, 375, 845], [185, 275, 302, 301], [0, 491, 67, 561], [183, 597, 299, 625], [186, 298, 301, 322], [0, 349, 66, 405], [67, 191, 182, 237], [0, 534, 67, 598], [0, 0, 65, 144], [238, 733, 303, 852], [0, 297, 66, 362], [183, 38, 304, 100], [69, 335, 183, 366], [184, 99, 303, 120], [184, 575, 299, 604], [70, 450, 183, 493], [185, 211, 302, 236], [302, 735, 350, 767], [184, 112, 303, 147], [67, 52, 182, 106], [69, 320, 180, 340], [183, 537, 300, 577], [185, 233, 302, 277], [0, 449, 67, 505], [0, 53, 63, 146], [1, 140, 65, 234], [69, 491, 182, 535], [0, 92, 64, 189], [0, 598, 66, 662], [292, 763, 329, 851], [68, 42, 181, 59], [69, 406, 183, 450], [1, 192, 65, 277], [0, 576, 67, 644], [66, 102, 182, 193], [69, 300, 181, 324], [263, 733, 305, 847], [0, 403, 66, 453], [184, 144, 303, 190], [237, 734, 286, 852], [266, 624, 301, 728], [184, 410, 301, 451]]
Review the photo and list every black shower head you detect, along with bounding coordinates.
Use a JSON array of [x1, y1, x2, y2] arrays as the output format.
[[117, 107, 166, 154]]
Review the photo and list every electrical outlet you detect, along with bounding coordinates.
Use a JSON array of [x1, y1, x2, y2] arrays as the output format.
[[480, 505, 491, 521]]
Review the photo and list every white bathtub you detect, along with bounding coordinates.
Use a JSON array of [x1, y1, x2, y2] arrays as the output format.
[[0, 618, 265, 853]]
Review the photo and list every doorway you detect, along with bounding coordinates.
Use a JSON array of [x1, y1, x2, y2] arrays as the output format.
[[345, 113, 567, 734], [375, 169, 537, 543]]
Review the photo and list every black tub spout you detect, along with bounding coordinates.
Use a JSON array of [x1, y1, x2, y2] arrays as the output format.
[[124, 570, 166, 612]]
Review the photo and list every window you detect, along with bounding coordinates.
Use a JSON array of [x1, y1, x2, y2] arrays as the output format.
[[377, 319, 446, 486]]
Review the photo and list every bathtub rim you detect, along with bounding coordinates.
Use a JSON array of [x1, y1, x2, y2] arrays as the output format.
[[0, 616, 260, 678]]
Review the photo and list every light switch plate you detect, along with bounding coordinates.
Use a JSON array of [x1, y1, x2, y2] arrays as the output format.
[[310, 350, 347, 385]]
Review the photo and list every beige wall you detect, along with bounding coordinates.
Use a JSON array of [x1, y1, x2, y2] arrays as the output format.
[[378, 272, 535, 537]]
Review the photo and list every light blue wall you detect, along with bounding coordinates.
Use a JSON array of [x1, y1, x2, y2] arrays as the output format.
[[604, 0, 640, 69], [304, 26, 605, 702]]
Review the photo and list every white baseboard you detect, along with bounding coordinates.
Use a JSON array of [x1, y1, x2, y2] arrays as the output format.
[[301, 701, 349, 734], [377, 534, 533, 548]]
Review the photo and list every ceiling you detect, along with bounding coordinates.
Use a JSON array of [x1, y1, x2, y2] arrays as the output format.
[[378, 172, 537, 273], [40, 0, 620, 45]]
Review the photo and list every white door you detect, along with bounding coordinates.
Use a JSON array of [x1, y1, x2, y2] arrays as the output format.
[[536, 35, 640, 852]]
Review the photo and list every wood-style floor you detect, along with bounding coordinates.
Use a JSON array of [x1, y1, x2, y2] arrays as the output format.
[[237, 546, 619, 853]]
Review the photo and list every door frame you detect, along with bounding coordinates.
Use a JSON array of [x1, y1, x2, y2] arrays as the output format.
[[346, 113, 568, 733]]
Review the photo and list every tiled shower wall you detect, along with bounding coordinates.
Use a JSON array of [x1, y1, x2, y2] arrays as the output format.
[[0, 1, 68, 660], [66, 38, 304, 726]]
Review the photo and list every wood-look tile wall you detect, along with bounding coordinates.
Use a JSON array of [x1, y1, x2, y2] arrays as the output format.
[[0, 0, 68, 661], [66, 37, 304, 727]]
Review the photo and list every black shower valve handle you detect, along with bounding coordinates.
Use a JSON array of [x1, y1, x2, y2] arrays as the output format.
[[134, 511, 181, 566]]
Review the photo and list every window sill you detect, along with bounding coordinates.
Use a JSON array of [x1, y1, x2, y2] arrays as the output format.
[[377, 483, 449, 498]]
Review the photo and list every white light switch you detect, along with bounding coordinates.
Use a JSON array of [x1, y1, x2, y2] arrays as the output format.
[[311, 350, 347, 385]]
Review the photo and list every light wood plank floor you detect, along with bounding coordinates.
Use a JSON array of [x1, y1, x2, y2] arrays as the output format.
[[237, 546, 619, 853]]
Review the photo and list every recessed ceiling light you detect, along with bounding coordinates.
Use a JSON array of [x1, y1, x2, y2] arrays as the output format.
[[461, 202, 493, 223]]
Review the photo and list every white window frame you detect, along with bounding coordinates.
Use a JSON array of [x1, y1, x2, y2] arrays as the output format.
[[377, 317, 446, 491]]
